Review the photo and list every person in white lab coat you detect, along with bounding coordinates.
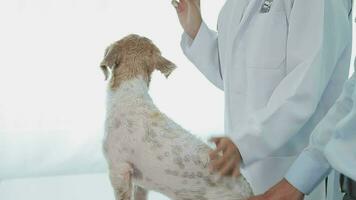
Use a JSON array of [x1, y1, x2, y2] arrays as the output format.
[[173, 0, 353, 197], [249, 72, 356, 200]]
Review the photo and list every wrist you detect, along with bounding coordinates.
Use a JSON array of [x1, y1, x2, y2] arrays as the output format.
[[266, 179, 304, 200], [187, 19, 202, 39]]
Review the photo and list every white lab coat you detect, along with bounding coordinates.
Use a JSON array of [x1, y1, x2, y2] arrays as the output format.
[[286, 73, 356, 195], [181, 0, 352, 195]]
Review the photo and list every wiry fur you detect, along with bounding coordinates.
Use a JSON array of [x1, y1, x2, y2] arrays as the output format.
[[101, 34, 253, 200]]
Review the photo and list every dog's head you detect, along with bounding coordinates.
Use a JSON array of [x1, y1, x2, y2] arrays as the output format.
[[100, 34, 176, 88]]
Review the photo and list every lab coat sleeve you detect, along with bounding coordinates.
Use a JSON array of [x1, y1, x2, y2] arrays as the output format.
[[324, 75, 356, 181], [285, 75, 355, 194], [232, 0, 352, 166], [180, 21, 224, 90]]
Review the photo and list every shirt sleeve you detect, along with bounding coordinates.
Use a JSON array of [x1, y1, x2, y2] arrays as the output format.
[[180, 21, 224, 90], [231, 0, 352, 166], [324, 75, 356, 181], [285, 74, 356, 194]]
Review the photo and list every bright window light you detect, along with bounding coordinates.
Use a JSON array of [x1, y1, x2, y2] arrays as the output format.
[[0, 0, 225, 199]]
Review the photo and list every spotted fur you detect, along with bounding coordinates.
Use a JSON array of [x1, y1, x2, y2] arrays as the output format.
[[101, 35, 253, 200]]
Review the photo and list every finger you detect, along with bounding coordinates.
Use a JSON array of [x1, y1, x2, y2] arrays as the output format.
[[232, 167, 240, 177], [209, 157, 222, 172], [210, 151, 230, 171], [171, 0, 179, 8], [220, 143, 236, 157], [217, 138, 229, 151], [175, 0, 186, 13], [210, 141, 227, 156], [213, 144, 238, 172], [209, 147, 225, 161], [209, 137, 222, 145], [209, 150, 219, 161], [211, 143, 234, 169], [219, 157, 237, 176], [209, 139, 232, 171]]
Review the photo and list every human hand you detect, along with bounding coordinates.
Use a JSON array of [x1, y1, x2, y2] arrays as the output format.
[[208, 137, 241, 177], [248, 179, 304, 200], [172, 0, 202, 39]]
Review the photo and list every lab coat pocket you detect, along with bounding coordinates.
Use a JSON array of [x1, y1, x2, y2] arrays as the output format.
[[246, 67, 285, 111], [245, 12, 287, 69]]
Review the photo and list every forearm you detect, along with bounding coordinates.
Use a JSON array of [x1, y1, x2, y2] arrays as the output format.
[[181, 21, 224, 90], [285, 76, 355, 194]]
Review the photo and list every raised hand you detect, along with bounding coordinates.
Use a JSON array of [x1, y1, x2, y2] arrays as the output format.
[[172, 0, 202, 39]]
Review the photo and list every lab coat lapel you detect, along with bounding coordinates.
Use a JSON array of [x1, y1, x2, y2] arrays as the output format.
[[232, 0, 262, 47], [225, 0, 262, 85]]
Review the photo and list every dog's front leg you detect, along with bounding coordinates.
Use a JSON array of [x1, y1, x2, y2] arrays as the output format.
[[133, 185, 148, 200], [109, 163, 134, 200]]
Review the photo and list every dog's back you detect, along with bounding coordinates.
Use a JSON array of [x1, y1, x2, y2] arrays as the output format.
[[103, 77, 253, 200]]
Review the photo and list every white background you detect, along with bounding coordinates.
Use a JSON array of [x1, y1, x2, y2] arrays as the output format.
[[0, 0, 354, 200]]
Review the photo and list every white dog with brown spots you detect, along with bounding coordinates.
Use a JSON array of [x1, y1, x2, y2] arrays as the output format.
[[101, 34, 253, 200]]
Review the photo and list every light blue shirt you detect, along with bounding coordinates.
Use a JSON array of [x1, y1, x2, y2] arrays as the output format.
[[285, 72, 356, 194]]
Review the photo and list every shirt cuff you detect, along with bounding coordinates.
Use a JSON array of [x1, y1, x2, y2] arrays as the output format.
[[324, 134, 356, 181], [180, 21, 215, 57], [285, 149, 331, 194], [230, 122, 272, 167]]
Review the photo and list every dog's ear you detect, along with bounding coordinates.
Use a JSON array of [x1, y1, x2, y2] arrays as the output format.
[[154, 55, 176, 78], [100, 46, 119, 80], [100, 65, 109, 81]]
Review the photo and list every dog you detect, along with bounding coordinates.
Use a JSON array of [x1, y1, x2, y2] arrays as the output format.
[[101, 34, 253, 200]]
